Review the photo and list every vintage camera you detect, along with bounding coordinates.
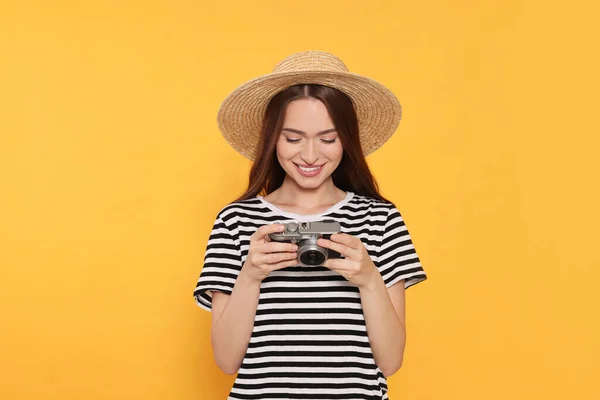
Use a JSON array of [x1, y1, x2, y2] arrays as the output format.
[[269, 220, 342, 266]]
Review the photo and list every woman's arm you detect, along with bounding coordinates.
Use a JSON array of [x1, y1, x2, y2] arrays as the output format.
[[210, 270, 262, 375], [359, 277, 406, 377], [317, 233, 408, 377], [210, 223, 299, 375]]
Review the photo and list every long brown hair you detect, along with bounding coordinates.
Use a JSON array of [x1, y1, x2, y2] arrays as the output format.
[[234, 84, 390, 203]]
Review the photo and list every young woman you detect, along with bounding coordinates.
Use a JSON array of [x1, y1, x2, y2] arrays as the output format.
[[194, 51, 427, 400]]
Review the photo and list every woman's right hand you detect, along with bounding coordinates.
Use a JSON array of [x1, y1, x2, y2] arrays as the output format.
[[241, 224, 299, 283]]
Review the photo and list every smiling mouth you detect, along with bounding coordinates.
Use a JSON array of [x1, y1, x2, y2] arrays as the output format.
[[293, 163, 325, 177], [295, 163, 323, 171]]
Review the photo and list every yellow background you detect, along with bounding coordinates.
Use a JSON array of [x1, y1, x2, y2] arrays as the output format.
[[1, 0, 599, 399]]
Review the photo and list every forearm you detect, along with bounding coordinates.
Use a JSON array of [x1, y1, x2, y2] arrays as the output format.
[[211, 269, 261, 374], [359, 275, 406, 377]]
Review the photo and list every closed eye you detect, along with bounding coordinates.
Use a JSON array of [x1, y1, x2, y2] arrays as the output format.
[[284, 137, 337, 144]]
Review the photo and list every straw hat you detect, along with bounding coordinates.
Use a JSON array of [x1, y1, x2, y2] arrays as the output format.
[[216, 50, 402, 160]]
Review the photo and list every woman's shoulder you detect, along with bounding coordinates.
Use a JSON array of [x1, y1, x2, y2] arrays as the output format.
[[348, 192, 396, 211], [214, 196, 264, 220]]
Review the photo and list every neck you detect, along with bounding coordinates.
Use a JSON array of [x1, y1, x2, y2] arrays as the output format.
[[274, 176, 345, 208]]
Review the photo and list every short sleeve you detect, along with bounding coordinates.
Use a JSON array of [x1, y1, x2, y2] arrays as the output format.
[[376, 204, 427, 289], [193, 211, 243, 311]]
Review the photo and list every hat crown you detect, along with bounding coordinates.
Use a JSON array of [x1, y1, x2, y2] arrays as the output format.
[[272, 51, 349, 74]]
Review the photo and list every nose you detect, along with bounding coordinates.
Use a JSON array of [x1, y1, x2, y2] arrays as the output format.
[[300, 139, 319, 165]]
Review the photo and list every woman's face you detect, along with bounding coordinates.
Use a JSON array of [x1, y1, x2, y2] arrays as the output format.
[[276, 97, 344, 190]]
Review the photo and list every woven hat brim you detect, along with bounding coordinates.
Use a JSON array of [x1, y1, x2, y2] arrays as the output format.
[[217, 71, 402, 160]]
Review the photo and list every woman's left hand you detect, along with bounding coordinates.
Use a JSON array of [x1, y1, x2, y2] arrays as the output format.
[[317, 233, 382, 288]]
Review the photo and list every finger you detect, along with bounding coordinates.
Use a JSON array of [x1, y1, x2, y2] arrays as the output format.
[[268, 258, 300, 271], [323, 258, 356, 271], [256, 252, 298, 266], [317, 237, 359, 258], [255, 241, 298, 254], [329, 233, 362, 250], [251, 223, 286, 243]]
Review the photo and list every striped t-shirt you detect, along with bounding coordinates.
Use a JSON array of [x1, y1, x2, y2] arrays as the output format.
[[194, 191, 427, 400]]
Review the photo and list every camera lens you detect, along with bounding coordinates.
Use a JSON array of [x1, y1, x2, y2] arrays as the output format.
[[300, 249, 326, 266], [297, 238, 328, 266]]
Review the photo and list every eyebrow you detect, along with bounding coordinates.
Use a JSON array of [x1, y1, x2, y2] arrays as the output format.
[[281, 128, 337, 135]]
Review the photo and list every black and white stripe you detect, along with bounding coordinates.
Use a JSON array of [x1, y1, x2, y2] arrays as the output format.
[[194, 192, 427, 399]]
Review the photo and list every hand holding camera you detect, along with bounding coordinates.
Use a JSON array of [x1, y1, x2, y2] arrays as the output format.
[[268, 219, 381, 288], [269, 220, 343, 267], [315, 229, 382, 289], [241, 219, 380, 288], [241, 224, 299, 283]]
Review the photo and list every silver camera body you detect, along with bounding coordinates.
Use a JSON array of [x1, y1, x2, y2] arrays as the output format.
[[269, 220, 342, 267]]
